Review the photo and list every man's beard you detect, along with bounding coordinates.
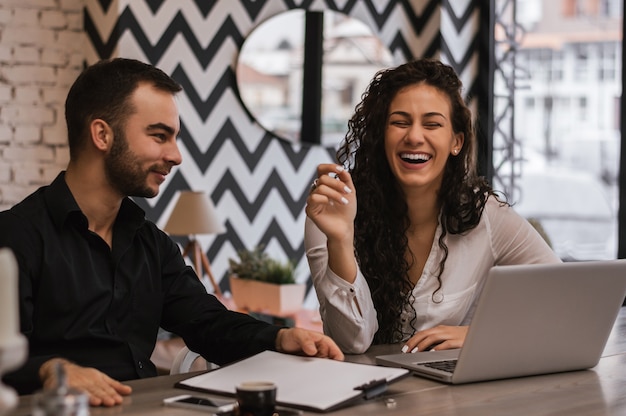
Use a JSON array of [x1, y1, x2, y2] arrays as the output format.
[[104, 127, 158, 198]]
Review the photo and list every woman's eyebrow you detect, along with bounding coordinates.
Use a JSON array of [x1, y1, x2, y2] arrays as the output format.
[[423, 111, 448, 119], [389, 110, 448, 120], [389, 110, 411, 117]]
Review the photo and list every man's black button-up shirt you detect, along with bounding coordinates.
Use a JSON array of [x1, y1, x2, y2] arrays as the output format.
[[0, 172, 280, 394]]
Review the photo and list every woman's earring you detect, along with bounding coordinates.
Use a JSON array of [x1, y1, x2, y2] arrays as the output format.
[[453, 149, 459, 155]]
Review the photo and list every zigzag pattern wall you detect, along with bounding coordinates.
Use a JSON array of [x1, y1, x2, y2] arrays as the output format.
[[83, 0, 480, 304]]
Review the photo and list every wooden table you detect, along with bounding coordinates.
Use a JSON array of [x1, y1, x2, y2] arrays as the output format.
[[11, 308, 626, 416]]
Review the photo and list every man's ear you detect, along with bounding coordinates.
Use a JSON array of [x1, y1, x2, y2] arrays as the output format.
[[89, 119, 113, 152]]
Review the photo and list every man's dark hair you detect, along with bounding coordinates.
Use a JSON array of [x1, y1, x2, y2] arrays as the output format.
[[64, 58, 182, 159]]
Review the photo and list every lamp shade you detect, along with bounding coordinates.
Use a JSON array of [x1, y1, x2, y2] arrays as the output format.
[[163, 191, 226, 236]]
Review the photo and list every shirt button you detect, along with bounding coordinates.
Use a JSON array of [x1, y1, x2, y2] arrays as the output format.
[[138, 361, 144, 369]]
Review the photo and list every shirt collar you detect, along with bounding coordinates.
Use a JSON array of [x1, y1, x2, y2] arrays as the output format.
[[45, 171, 146, 231]]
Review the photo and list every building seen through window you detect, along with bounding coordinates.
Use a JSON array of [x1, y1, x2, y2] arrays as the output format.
[[495, 0, 622, 261]]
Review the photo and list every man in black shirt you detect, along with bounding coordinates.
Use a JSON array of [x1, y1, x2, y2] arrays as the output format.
[[0, 58, 342, 407]]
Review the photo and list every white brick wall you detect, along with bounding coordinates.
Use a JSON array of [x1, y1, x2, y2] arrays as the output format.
[[0, 0, 84, 210]]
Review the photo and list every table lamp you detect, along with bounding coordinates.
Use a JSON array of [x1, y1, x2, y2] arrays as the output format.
[[164, 191, 226, 297]]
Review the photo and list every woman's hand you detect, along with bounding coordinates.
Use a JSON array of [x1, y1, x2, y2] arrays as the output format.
[[401, 325, 469, 353], [305, 164, 356, 242], [306, 164, 359, 283]]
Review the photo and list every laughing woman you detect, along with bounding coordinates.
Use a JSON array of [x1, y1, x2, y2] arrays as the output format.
[[305, 58, 560, 354]]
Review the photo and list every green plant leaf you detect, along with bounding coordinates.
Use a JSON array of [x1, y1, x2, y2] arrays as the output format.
[[228, 245, 296, 284]]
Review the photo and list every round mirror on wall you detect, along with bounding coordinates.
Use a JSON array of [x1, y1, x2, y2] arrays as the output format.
[[236, 9, 396, 146]]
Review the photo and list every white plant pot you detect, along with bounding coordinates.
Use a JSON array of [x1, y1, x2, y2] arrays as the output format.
[[229, 275, 306, 316]]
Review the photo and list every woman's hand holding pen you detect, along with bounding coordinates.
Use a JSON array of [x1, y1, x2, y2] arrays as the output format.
[[305, 164, 356, 242], [306, 164, 358, 284]]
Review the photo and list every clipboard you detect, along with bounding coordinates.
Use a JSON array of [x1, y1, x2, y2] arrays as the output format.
[[175, 350, 409, 413]]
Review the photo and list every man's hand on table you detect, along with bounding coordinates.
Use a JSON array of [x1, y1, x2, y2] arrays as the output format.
[[276, 327, 345, 361], [39, 358, 132, 407]]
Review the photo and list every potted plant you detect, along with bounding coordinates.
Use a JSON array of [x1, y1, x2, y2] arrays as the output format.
[[228, 246, 306, 316]]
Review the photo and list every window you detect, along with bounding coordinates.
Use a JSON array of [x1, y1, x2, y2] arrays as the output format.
[[524, 97, 535, 108], [578, 97, 588, 121], [495, 0, 621, 261], [599, 42, 617, 81], [551, 50, 564, 81], [573, 43, 589, 81], [600, 0, 623, 18]]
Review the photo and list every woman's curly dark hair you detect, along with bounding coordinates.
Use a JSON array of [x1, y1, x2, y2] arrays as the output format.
[[336, 58, 498, 344]]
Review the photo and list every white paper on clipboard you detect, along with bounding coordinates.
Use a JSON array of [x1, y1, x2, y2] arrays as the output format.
[[175, 350, 409, 412]]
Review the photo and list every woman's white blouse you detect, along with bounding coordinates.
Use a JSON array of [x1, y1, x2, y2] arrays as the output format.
[[304, 197, 562, 353]]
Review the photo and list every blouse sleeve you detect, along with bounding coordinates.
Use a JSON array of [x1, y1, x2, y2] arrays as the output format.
[[304, 218, 378, 353], [486, 197, 562, 265]]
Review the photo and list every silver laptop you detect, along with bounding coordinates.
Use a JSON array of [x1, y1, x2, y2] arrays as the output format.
[[376, 260, 626, 384]]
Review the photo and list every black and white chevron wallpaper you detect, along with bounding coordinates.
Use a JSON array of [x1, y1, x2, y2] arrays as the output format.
[[83, 0, 481, 306]]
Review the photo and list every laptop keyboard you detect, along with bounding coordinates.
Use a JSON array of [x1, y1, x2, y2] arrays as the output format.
[[423, 359, 457, 373]]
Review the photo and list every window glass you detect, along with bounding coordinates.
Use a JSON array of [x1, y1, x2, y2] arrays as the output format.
[[495, 0, 622, 261]]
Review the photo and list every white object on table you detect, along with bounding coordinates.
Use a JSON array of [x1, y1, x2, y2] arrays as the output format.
[[0, 248, 28, 415]]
